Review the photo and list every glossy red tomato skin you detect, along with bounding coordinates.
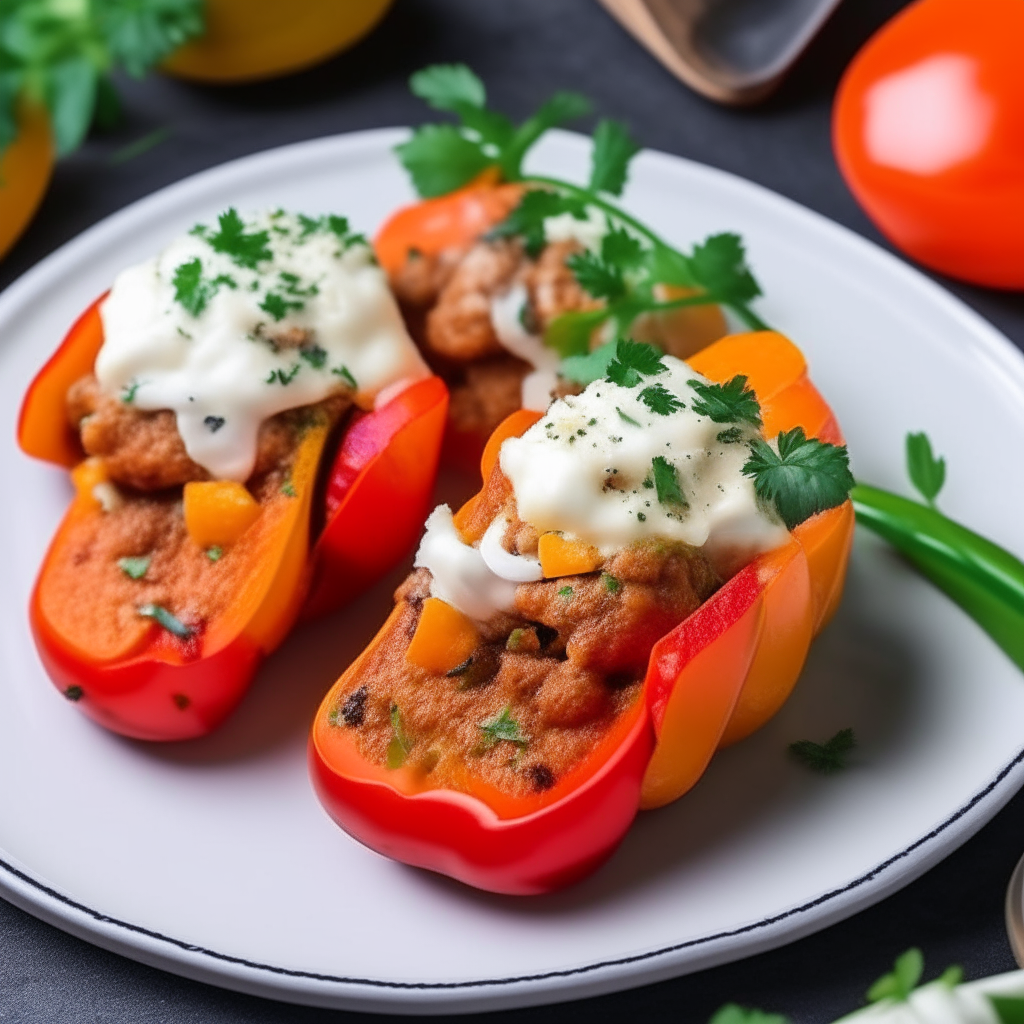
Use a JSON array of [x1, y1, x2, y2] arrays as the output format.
[[833, 0, 1024, 290]]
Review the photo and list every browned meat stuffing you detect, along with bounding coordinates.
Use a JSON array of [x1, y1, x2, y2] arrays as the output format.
[[67, 374, 351, 491], [389, 238, 599, 441], [326, 467, 721, 798]]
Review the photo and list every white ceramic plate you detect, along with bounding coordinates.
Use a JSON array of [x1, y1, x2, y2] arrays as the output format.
[[2, 129, 1024, 1016]]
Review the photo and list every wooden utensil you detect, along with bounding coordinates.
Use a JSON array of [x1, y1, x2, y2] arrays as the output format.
[[597, 0, 843, 105]]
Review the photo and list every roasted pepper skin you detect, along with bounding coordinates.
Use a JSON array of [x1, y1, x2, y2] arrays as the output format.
[[20, 298, 448, 741], [309, 331, 853, 892]]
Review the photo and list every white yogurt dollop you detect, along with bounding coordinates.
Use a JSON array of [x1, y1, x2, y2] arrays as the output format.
[[96, 209, 429, 481]]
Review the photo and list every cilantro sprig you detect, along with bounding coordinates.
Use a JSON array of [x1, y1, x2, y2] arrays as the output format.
[[0, 0, 203, 158], [397, 63, 769, 361], [744, 427, 855, 531]]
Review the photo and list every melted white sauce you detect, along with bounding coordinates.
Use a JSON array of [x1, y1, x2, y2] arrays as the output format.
[[414, 506, 519, 620], [489, 284, 560, 412], [499, 355, 788, 559], [96, 210, 429, 481]]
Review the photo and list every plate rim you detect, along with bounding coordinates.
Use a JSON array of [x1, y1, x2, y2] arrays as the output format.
[[3, 126, 1024, 1014]]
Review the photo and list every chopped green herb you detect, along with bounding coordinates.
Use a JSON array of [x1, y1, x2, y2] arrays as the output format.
[[117, 555, 150, 580], [121, 380, 141, 403], [386, 704, 413, 768], [743, 427, 855, 530], [478, 706, 530, 750], [605, 338, 666, 388], [266, 365, 301, 386], [867, 948, 924, 1003], [588, 119, 640, 197], [557, 585, 574, 599], [331, 365, 358, 389], [172, 259, 236, 317], [280, 479, 297, 498], [906, 431, 946, 508], [717, 426, 744, 444], [652, 455, 687, 509], [616, 406, 641, 427], [207, 208, 271, 269], [203, 415, 225, 432], [603, 573, 621, 593], [206, 546, 223, 562], [259, 291, 304, 321], [789, 728, 856, 775], [108, 126, 170, 166], [638, 382, 683, 416], [299, 343, 328, 370], [637, 511, 646, 522], [689, 375, 761, 426], [138, 603, 192, 639], [709, 1006, 790, 1024], [63, 685, 84, 702]]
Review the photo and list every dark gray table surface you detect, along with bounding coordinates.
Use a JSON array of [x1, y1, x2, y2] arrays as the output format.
[[3, 1, 1024, 1021]]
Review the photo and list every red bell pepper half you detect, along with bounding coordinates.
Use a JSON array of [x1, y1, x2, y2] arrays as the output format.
[[19, 295, 448, 741], [309, 330, 854, 893]]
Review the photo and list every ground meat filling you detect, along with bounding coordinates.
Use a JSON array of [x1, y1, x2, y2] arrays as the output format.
[[66, 374, 344, 492], [389, 238, 598, 439], [331, 537, 720, 800], [47, 382, 351, 654]]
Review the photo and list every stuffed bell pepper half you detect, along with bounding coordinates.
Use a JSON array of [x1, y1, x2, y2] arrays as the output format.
[[310, 330, 856, 894], [20, 209, 447, 741]]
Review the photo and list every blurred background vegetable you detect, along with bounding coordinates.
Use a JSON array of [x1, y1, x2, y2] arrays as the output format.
[[0, 0, 204, 259], [833, 0, 1024, 290], [162, 0, 393, 82]]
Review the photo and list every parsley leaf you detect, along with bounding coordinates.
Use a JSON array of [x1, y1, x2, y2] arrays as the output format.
[[743, 427, 855, 530], [906, 431, 945, 508], [689, 375, 762, 425], [605, 338, 666, 387], [491, 189, 588, 257], [331, 365, 358, 388], [92, 0, 205, 78], [478, 706, 530, 749], [299, 343, 327, 369], [410, 63, 486, 110], [709, 1006, 790, 1024], [652, 455, 687, 508], [172, 259, 236, 317], [117, 555, 150, 580], [387, 704, 413, 769], [207, 208, 272, 269], [566, 250, 626, 301], [396, 123, 493, 199], [399, 63, 589, 196], [601, 225, 644, 268], [544, 308, 610, 358], [138, 603, 192, 639], [690, 233, 761, 305], [789, 728, 856, 774], [559, 339, 618, 384], [588, 119, 640, 196], [639, 382, 683, 416], [266, 365, 301, 386], [616, 407, 641, 427], [867, 948, 924, 1003]]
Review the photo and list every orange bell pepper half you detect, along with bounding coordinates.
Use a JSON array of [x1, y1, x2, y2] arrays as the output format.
[[309, 330, 853, 892], [20, 296, 448, 740]]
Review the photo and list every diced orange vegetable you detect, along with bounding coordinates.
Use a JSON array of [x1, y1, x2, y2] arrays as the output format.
[[406, 597, 479, 674], [70, 457, 109, 510], [538, 533, 602, 577], [183, 481, 261, 549]]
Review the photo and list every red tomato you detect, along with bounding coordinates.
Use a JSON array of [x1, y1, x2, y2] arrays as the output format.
[[833, 0, 1024, 289]]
